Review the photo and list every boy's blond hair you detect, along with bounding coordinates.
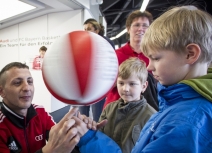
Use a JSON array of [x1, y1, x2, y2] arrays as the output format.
[[141, 5, 212, 64], [118, 57, 148, 83]]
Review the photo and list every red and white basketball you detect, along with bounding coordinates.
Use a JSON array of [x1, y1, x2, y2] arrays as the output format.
[[42, 31, 118, 105]]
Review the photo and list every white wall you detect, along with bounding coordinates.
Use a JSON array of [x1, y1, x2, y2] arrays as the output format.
[[0, 25, 20, 67], [83, 9, 96, 22], [0, 9, 84, 112]]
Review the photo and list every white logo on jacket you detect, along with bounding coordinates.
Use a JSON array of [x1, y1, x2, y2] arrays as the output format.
[[35, 134, 43, 141], [8, 141, 18, 150]]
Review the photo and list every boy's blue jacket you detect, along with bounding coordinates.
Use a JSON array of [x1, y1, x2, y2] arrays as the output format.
[[78, 69, 212, 153]]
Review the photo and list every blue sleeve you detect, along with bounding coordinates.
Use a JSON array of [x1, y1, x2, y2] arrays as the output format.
[[132, 121, 210, 153], [78, 130, 122, 153]]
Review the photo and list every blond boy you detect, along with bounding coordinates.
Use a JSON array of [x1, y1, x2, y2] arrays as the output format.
[[133, 5, 212, 152], [74, 5, 212, 153]]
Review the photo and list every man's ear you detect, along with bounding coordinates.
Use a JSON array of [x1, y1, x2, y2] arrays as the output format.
[[141, 81, 148, 93], [0, 86, 5, 98], [185, 43, 201, 64]]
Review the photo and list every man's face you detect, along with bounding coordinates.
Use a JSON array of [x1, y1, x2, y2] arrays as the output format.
[[0, 67, 34, 116], [117, 74, 147, 103]]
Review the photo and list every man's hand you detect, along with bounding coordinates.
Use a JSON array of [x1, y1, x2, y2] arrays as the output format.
[[42, 107, 80, 153]]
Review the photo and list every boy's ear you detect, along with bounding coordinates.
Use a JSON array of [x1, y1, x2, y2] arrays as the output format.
[[141, 81, 148, 93], [185, 43, 201, 64]]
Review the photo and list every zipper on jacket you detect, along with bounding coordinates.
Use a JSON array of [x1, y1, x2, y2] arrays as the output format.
[[24, 118, 31, 153]]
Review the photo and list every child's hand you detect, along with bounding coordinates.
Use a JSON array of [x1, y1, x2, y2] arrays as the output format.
[[77, 112, 97, 130], [72, 116, 89, 137], [76, 111, 108, 130], [97, 119, 108, 130]]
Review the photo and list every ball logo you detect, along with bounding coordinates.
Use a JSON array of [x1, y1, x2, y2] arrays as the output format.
[[42, 31, 118, 105], [35, 134, 43, 141]]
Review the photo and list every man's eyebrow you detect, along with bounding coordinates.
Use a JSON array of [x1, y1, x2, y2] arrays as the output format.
[[13, 76, 33, 80], [13, 77, 22, 80]]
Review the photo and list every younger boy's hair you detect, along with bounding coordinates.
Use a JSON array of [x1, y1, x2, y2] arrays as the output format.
[[141, 5, 212, 64], [118, 57, 148, 83], [0, 62, 29, 86]]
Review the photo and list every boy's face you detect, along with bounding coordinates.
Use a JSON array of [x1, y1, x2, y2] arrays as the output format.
[[0, 67, 34, 116], [117, 74, 147, 103], [147, 50, 188, 86]]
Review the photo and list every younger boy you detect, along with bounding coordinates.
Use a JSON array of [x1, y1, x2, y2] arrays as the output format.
[[74, 5, 212, 153], [98, 57, 156, 153]]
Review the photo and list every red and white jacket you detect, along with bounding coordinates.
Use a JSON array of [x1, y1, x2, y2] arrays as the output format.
[[0, 102, 55, 153]]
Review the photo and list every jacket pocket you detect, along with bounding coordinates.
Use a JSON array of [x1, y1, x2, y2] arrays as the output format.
[[132, 124, 141, 145]]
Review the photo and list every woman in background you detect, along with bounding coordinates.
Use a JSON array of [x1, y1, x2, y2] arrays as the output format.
[[84, 18, 115, 49]]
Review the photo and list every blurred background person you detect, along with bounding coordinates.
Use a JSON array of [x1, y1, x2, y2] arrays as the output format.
[[84, 18, 115, 49], [32, 46, 47, 70]]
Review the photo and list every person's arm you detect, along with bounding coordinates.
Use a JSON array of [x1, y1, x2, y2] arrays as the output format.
[[73, 116, 122, 153], [132, 121, 202, 153], [0, 131, 11, 152], [79, 130, 122, 153], [71, 109, 121, 153]]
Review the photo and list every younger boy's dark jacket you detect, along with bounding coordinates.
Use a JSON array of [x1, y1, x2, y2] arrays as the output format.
[[99, 96, 156, 153]]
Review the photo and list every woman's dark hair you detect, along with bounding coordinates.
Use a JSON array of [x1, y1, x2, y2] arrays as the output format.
[[84, 18, 105, 36]]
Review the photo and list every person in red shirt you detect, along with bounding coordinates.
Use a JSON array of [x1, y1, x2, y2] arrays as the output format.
[[104, 10, 158, 110]]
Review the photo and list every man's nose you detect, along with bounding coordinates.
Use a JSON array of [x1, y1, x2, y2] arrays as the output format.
[[22, 82, 30, 91]]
